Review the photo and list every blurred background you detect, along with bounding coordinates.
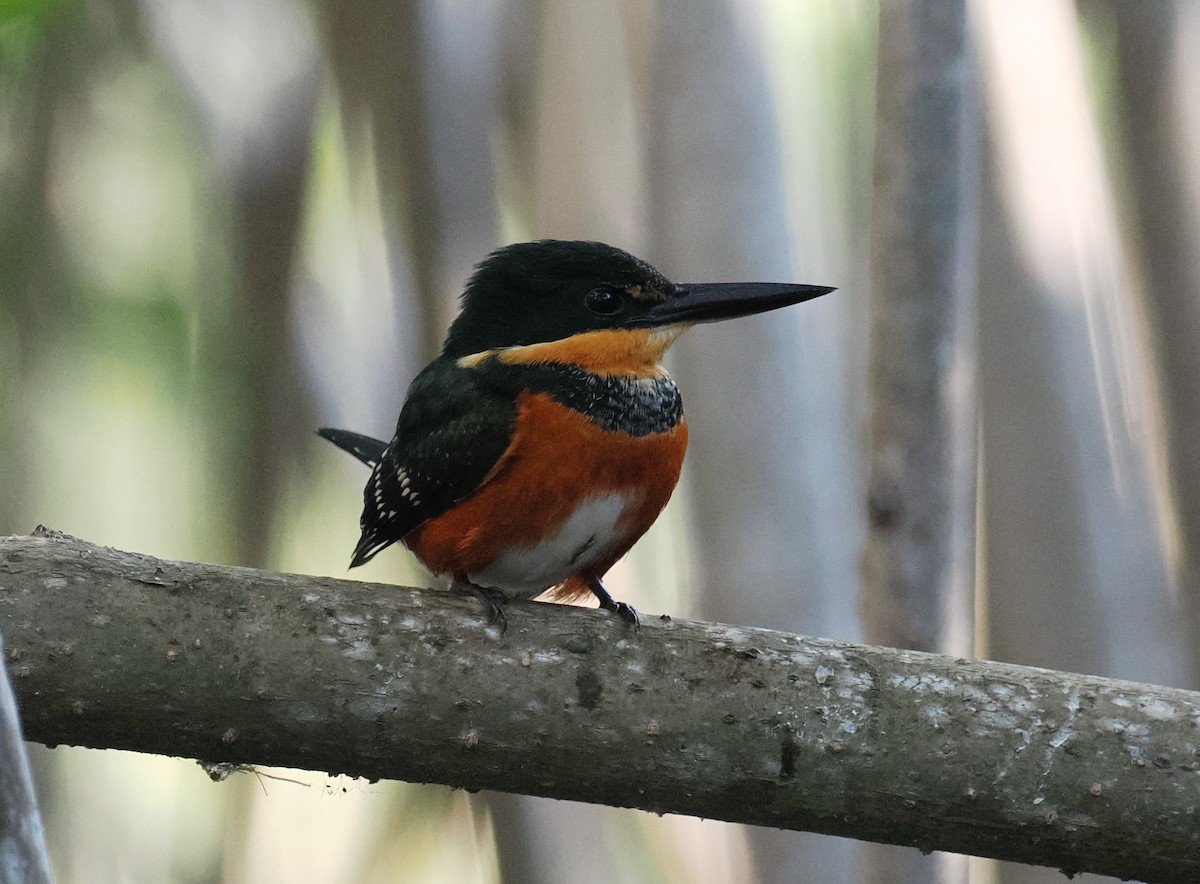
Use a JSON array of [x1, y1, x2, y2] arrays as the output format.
[[2, 0, 1197, 882]]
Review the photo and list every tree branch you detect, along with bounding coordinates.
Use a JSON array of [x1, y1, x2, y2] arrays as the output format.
[[1, 529, 1198, 882]]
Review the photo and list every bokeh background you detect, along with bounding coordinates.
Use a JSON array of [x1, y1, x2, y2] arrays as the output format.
[[2, 1, 1198, 882]]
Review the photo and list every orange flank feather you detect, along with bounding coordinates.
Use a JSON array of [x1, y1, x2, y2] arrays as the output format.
[[405, 390, 688, 601]]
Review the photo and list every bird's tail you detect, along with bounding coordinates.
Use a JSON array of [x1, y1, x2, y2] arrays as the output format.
[[316, 428, 388, 469], [350, 533, 391, 568]]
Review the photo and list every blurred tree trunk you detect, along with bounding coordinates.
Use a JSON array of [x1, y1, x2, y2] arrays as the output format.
[[139, 0, 324, 568], [976, 2, 1192, 881], [0, 9, 81, 535], [1102, 0, 1200, 686], [861, 2, 978, 881], [0, 637, 53, 884], [862, 1, 978, 658], [495, 0, 541, 236], [975, 0, 1190, 689], [219, 102, 320, 568], [647, 2, 863, 883], [529, 1, 648, 244], [324, 0, 444, 362], [976, 160, 1107, 674], [325, 0, 501, 366]]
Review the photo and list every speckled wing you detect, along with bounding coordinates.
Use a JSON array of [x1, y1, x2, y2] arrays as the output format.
[[350, 358, 518, 567]]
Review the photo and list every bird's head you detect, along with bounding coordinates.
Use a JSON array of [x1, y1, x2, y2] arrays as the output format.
[[441, 240, 833, 364]]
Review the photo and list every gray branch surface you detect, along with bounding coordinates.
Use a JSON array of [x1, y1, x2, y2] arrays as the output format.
[[1, 530, 1198, 882]]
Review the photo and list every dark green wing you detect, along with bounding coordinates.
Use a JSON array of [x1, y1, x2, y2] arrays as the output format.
[[345, 357, 518, 567]]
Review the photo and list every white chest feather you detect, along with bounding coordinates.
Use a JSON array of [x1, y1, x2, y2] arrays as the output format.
[[467, 492, 634, 598]]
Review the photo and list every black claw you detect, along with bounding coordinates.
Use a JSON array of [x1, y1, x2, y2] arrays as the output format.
[[587, 578, 640, 627], [607, 600, 640, 626], [460, 583, 509, 632]]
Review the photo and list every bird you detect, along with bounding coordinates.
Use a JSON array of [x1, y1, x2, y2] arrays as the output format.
[[319, 240, 832, 627]]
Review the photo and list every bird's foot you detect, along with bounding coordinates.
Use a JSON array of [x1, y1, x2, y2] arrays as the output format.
[[603, 599, 640, 626], [587, 578, 640, 627], [455, 580, 509, 632]]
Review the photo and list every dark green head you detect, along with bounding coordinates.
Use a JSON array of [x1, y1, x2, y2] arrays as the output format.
[[440, 240, 833, 359]]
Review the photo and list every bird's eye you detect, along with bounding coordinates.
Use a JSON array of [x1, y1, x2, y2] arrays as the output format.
[[585, 288, 623, 315]]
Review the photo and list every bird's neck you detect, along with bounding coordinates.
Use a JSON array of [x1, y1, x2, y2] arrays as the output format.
[[504, 362, 683, 437], [453, 329, 686, 437], [457, 327, 685, 377]]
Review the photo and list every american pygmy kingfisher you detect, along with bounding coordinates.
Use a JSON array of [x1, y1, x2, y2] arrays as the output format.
[[319, 240, 832, 626]]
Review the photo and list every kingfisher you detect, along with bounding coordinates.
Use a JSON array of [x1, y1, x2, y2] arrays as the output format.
[[319, 240, 832, 626]]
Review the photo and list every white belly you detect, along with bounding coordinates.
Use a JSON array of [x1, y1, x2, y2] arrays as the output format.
[[467, 492, 633, 598]]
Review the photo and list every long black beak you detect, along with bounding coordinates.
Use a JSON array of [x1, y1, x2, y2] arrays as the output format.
[[630, 282, 835, 328]]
